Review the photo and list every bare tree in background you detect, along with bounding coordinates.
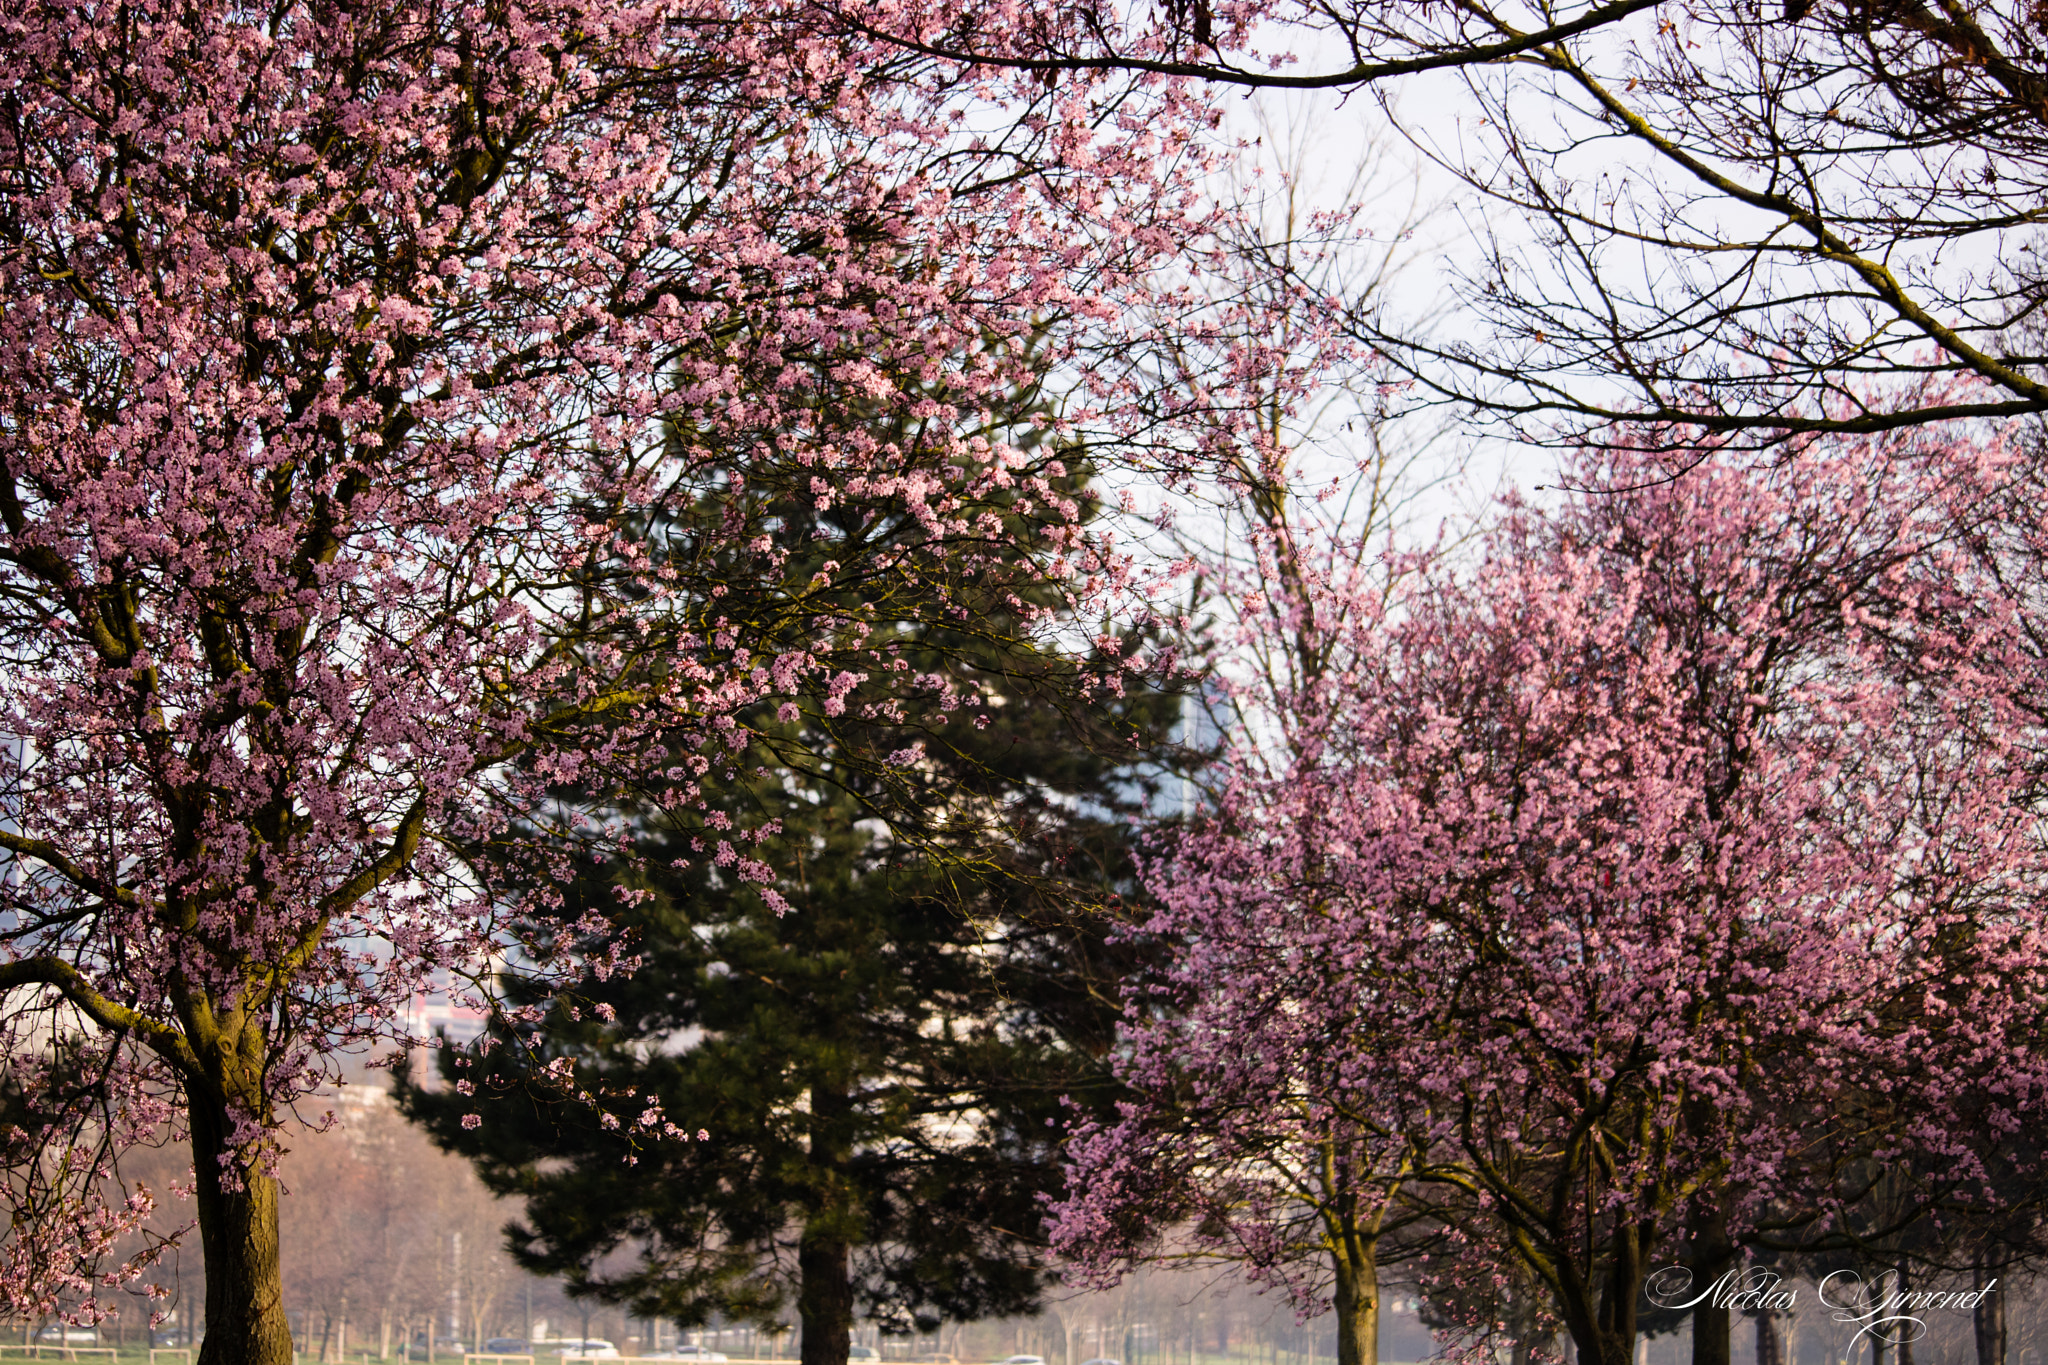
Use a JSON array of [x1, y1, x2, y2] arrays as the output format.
[[276, 1096, 534, 1359], [835, 0, 2048, 446], [1105, 105, 1471, 786]]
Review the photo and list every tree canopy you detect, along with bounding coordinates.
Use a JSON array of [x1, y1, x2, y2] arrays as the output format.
[[406, 445, 1184, 1365]]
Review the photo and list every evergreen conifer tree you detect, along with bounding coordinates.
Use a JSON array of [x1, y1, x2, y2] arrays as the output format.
[[404, 373, 1185, 1365]]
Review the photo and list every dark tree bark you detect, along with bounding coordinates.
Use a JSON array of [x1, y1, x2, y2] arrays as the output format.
[[1332, 1237, 1379, 1365], [1755, 1313, 1783, 1365], [797, 1233, 853, 1365], [1686, 1205, 1735, 1365], [1552, 1213, 1648, 1365], [1975, 1262, 2006, 1365], [1896, 1263, 1914, 1365], [190, 1080, 294, 1365], [799, 1083, 855, 1365]]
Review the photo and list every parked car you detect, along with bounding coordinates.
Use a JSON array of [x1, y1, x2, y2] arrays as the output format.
[[483, 1341, 531, 1355], [1079, 1357, 1123, 1365], [849, 1348, 880, 1361], [1000, 1355, 1046, 1364], [36, 1328, 100, 1346], [150, 1330, 188, 1350], [538, 1341, 620, 1360], [642, 1350, 727, 1362], [913, 1355, 958, 1364]]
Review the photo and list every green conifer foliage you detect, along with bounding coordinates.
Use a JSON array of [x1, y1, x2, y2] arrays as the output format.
[[405, 386, 1188, 1365]]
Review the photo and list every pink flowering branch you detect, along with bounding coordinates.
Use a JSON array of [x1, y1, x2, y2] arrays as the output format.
[[0, 0, 1288, 1356], [1058, 407, 2048, 1365]]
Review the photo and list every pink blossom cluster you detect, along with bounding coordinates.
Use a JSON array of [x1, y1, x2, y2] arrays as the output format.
[[0, 0, 1286, 1331], [1053, 416, 2048, 1362], [0, 1024, 186, 1322]]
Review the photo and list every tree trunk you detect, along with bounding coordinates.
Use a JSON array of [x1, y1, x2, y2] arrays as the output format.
[[1975, 1262, 2005, 1365], [1689, 1297, 1727, 1365], [1510, 1268, 1548, 1365], [797, 1233, 852, 1365], [1755, 1315, 1783, 1365], [190, 1082, 294, 1365], [1896, 1263, 1913, 1365], [1685, 1207, 1734, 1365], [799, 1079, 855, 1365], [1561, 1284, 1639, 1365], [1556, 1213, 1646, 1365], [1331, 1245, 1378, 1365]]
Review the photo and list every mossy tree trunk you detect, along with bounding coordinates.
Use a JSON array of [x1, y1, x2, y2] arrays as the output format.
[[189, 1073, 293, 1365]]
